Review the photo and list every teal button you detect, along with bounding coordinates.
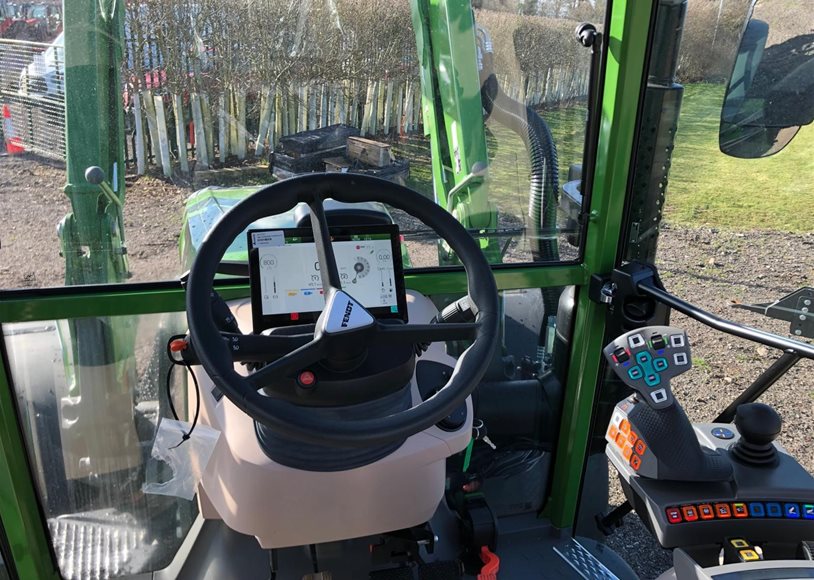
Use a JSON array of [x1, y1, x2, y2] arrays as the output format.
[[628, 366, 643, 380], [636, 352, 652, 365], [645, 373, 661, 387], [654, 358, 668, 371]]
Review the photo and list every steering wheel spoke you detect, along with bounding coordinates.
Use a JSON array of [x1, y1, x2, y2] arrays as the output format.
[[376, 321, 480, 344], [308, 194, 343, 292], [246, 339, 326, 389]]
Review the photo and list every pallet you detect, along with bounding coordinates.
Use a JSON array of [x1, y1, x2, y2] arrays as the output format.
[[324, 156, 350, 172], [271, 145, 347, 173], [346, 136, 392, 168], [279, 124, 360, 157]]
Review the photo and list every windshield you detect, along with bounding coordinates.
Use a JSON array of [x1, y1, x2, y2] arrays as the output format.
[[0, 0, 601, 290], [0, 2, 604, 578]]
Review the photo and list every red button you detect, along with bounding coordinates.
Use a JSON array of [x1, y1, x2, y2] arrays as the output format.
[[298, 370, 316, 387], [715, 503, 732, 519], [698, 504, 714, 520], [682, 506, 699, 522], [634, 440, 647, 455], [630, 455, 642, 471], [290, 312, 300, 321], [666, 508, 682, 524]]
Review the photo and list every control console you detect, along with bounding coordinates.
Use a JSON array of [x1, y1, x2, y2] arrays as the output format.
[[603, 326, 814, 550]]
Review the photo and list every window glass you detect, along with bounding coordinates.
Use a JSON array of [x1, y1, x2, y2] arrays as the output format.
[[0, 0, 603, 289], [607, 1, 814, 576], [3, 312, 196, 578]]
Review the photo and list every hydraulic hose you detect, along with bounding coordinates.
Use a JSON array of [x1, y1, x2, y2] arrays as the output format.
[[481, 73, 561, 319]]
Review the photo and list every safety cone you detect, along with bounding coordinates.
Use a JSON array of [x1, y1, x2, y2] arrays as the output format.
[[2, 104, 25, 155]]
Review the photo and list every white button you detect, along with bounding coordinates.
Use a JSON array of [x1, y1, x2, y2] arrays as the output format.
[[651, 389, 668, 403], [670, 334, 685, 347], [611, 411, 624, 426], [674, 352, 688, 366], [629, 334, 645, 348]]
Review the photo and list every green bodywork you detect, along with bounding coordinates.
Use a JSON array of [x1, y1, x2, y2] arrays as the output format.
[[411, 0, 499, 264]]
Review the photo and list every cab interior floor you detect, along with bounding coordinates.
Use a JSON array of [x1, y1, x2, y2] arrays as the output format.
[[176, 504, 637, 579]]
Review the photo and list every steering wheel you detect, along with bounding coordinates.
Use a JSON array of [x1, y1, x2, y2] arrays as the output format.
[[186, 173, 499, 447]]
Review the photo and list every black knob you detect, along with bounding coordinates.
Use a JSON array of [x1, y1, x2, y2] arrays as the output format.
[[735, 403, 782, 446], [732, 403, 781, 466]]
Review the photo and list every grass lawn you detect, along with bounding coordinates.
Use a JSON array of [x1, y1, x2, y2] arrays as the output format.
[[666, 83, 812, 232], [393, 83, 812, 233]]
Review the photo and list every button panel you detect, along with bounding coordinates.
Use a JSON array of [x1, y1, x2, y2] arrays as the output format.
[[664, 500, 814, 524], [603, 326, 692, 410]]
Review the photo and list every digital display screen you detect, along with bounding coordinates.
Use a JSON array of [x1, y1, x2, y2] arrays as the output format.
[[248, 225, 407, 331]]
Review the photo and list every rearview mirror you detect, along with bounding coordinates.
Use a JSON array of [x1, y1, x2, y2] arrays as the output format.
[[719, 19, 814, 158]]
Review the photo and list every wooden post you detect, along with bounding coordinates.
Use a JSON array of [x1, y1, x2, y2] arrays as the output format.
[[383, 81, 393, 135], [307, 85, 317, 131], [394, 82, 403, 135], [370, 80, 379, 135], [202, 93, 215, 165], [255, 87, 272, 157], [132, 92, 146, 175], [142, 89, 161, 169], [218, 93, 228, 162], [269, 88, 277, 150], [153, 95, 172, 177], [235, 89, 247, 160], [298, 84, 307, 133], [172, 94, 189, 175], [280, 88, 289, 138], [320, 85, 328, 127], [191, 93, 210, 169]]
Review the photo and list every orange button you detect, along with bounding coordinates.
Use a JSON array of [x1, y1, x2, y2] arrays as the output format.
[[732, 503, 748, 518], [615, 433, 627, 449], [630, 454, 642, 471], [627, 431, 638, 445], [634, 439, 647, 455], [698, 504, 714, 520], [622, 444, 633, 460], [715, 503, 731, 519], [681, 505, 699, 522], [619, 419, 631, 435], [608, 425, 619, 440]]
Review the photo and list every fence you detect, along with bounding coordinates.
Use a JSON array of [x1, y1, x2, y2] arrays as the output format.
[[0, 38, 65, 160]]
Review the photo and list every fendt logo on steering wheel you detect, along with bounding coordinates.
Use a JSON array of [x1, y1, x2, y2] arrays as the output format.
[[341, 302, 354, 328]]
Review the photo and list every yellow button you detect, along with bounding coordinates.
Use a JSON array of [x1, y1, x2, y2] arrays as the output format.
[[739, 549, 760, 562], [730, 539, 749, 548]]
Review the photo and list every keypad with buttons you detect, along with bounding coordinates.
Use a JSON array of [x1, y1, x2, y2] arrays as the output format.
[[603, 326, 693, 410], [664, 500, 814, 524]]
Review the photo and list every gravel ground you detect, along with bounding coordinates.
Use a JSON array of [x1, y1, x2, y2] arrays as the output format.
[[1, 156, 812, 578]]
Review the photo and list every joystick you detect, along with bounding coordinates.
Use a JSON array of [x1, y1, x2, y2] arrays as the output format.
[[603, 326, 733, 482], [732, 403, 782, 466]]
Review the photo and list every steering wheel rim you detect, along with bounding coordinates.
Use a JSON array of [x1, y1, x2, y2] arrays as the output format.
[[186, 173, 499, 447]]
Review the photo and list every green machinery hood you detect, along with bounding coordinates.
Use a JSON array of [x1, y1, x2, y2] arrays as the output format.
[[178, 185, 395, 271]]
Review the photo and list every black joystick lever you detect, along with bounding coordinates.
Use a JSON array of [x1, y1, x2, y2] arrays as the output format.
[[732, 403, 782, 466], [603, 326, 733, 482]]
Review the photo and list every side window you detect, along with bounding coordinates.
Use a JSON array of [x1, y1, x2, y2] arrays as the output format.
[[3, 312, 196, 578]]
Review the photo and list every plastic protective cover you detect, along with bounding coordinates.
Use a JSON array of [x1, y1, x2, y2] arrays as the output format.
[[143, 419, 220, 501]]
